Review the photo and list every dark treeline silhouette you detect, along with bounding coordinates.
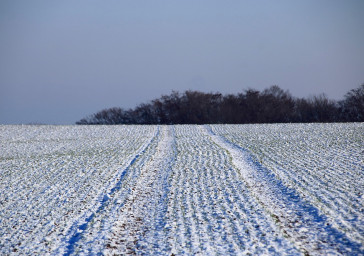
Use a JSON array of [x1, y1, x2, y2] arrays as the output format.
[[76, 84, 364, 124]]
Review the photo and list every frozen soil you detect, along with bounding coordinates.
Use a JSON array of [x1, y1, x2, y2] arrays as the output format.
[[0, 124, 363, 255]]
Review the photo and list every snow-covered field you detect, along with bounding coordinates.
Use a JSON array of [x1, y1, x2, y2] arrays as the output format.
[[0, 124, 363, 255]]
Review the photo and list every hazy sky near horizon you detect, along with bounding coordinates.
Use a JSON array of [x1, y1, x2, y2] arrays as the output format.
[[1, 0, 364, 124]]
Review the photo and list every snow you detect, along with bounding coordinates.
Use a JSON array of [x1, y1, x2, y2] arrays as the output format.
[[0, 123, 363, 255]]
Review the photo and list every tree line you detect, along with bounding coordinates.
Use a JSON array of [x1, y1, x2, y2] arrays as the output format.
[[76, 84, 364, 124]]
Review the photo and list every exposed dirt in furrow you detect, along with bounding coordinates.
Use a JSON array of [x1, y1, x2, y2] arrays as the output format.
[[165, 125, 300, 255], [2, 124, 362, 255], [103, 126, 174, 255], [205, 125, 364, 255], [210, 123, 364, 246], [0, 126, 158, 255]]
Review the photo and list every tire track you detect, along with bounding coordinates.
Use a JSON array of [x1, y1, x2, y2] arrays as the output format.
[[166, 125, 299, 255], [2, 124, 362, 255], [211, 123, 364, 245], [0, 126, 157, 255], [101, 125, 176, 255], [205, 125, 364, 255]]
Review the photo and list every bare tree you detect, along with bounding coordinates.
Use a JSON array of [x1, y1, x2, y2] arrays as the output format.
[[340, 84, 364, 122]]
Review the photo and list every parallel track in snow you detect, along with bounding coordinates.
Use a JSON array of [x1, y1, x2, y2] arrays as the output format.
[[206, 125, 364, 255], [59, 126, 161, 255], [0, 124, 363, 255], [166, 125, 299, 255], [0, 125, 157, 255], [100, 125, 176, 255], [210, 123, 364, 251]]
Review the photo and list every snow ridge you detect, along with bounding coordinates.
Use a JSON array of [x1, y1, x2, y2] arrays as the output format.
[[0, 125, 157, 255], [1, 124, 362, 255], [103, 125, 176, 255], [205, 125, 364, 255], [59, 126, 161, 255], [166, 125, 300, 255]]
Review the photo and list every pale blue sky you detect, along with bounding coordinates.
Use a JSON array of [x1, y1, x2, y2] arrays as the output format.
[[1, 0, 363, 124]]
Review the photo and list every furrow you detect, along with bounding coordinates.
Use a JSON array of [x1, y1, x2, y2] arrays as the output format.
[[0, 125, 157, 255], [72, 126, 174, 255], [206, 124, 364, 255], [166, 125, 299, 255], [210, 123, 364, 246]]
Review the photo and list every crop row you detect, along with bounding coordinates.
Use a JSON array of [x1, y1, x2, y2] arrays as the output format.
[[210, 123, 364, 248], [0, 125, 157, 255], [165, 125, 300, 255], [0, 124, 363, 255]]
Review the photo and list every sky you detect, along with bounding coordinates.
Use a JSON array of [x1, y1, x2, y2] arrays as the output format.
[[1, 0, 363, 124]]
